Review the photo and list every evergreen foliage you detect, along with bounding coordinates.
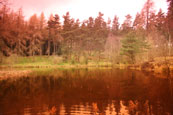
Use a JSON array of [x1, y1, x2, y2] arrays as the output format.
[[120, 33, 150, 63], [0, 0, 172, 64]]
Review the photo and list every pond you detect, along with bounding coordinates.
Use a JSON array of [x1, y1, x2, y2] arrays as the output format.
[[0, 68, 173, 115]]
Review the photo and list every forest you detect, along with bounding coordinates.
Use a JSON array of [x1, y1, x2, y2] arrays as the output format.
[[0, 0, 173, 66], [1, 1, 173, 114]]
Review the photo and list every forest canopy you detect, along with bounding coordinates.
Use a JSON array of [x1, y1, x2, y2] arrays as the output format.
[[0, 0, 173, 64]]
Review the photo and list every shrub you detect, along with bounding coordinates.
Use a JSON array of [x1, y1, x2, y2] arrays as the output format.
[[70, 55, 76, 64]]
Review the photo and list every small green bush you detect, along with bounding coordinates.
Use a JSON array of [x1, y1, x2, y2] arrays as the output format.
[[70, 55, 76, 64]]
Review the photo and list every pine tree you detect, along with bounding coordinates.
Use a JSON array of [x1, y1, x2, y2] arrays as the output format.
[[112, 15, 119, 35], [167, 0, 173, 30], [14, 8, 27, 56], [28, 14, 43, 56], [121, 14, 132, 34], [141, 0, 155, 33], [167, 0, 173, 46], [133, 12, 146, 41], [62, 12, 75, 56], [133, 13, 145, 30], [39, 12, 46, 30], [48, 14, 62, 55], [93, 12, 108, 52], [120, 32, 150, 64], [85, 17, 94, 52], [0, 5, 11, 56]]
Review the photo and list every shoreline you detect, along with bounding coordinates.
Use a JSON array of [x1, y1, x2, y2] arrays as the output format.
[[1, 56, 173, 80]]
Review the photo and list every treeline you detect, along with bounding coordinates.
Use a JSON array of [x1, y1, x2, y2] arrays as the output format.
[[0, 0, 173, 63]]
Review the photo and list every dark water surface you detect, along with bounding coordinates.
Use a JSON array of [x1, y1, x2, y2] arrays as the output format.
[[0, 68, 173, 115]]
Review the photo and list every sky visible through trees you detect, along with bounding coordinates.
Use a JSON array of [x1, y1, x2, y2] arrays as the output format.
[[9, 0, 168, 23]]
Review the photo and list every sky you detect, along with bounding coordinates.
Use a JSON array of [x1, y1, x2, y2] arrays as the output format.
[[9, 0, 168, 24]]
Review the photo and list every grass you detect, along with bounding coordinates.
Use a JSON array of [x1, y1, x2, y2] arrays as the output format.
[[3, 55, 172, 73], [1, 55, 173, 79], [0, 55, 115, 68]]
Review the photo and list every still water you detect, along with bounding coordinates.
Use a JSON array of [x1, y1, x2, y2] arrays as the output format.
[[0, 68, 173, 115]]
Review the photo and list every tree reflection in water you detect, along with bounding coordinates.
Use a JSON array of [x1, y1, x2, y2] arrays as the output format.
[[0, 69, 172, 115]]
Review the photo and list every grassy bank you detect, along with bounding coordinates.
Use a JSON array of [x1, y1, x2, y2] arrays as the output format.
[[1, 56, 173, 80], [128, 56, 173, 75], [1, 55, 173, 76], [0, 55, 116, 68]]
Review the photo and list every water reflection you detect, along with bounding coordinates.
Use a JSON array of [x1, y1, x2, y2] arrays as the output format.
[[0, 69, 172, 115]]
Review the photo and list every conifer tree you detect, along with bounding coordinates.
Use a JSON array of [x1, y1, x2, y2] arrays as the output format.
[[62, 12, 75, 56], [167, 0, 173, 45], [112, 15, 119, 35], [121, 14, 132, 34], [120, 32, 150, 64]]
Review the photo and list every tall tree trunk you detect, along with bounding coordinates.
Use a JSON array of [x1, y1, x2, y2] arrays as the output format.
[[17, 39, 20, 56], [48, 28, 51, 56], [48, 40, 50, 56], [168, 32, 171, 56], [29, 40, 32, 56], [54, 41, 56, 55], [40, 45, 42, 56]]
